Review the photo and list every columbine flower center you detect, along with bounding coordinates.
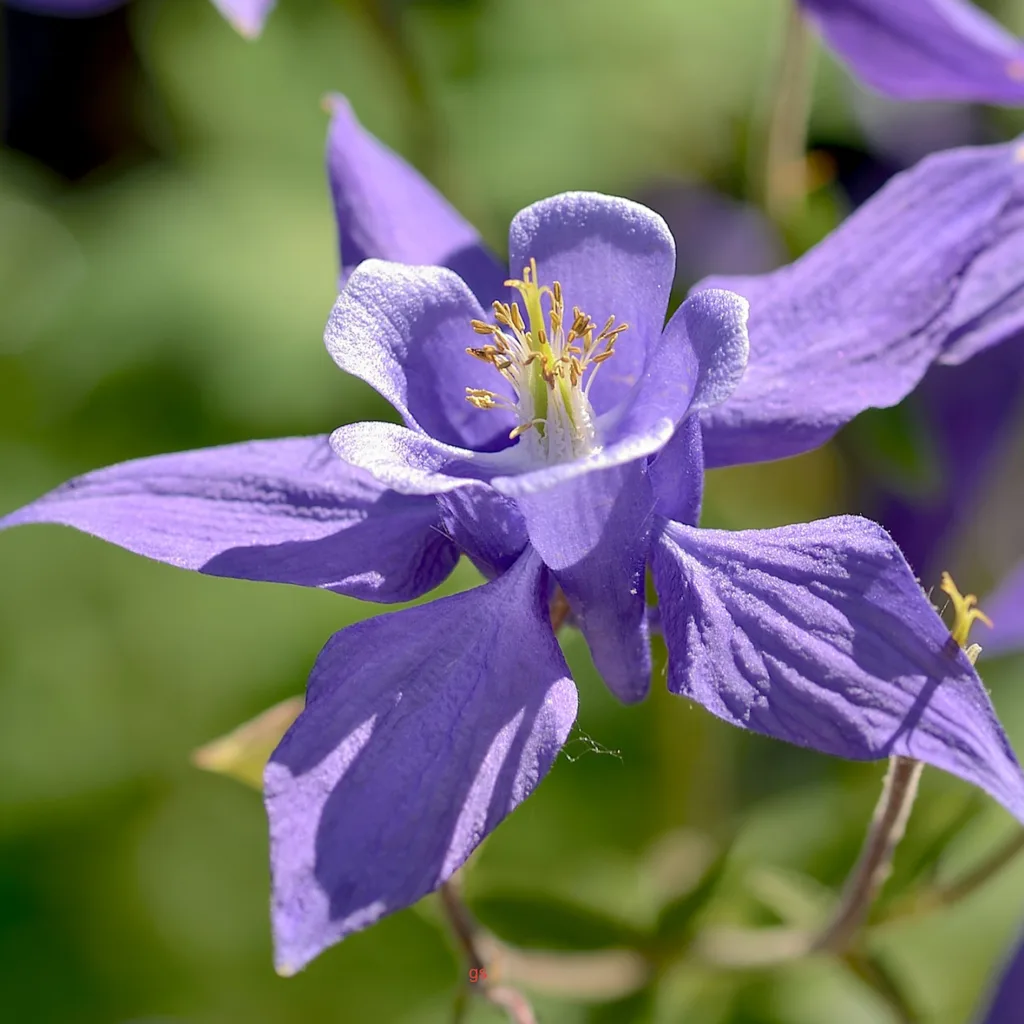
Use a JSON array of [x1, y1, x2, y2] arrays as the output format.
[[464, 258, 628, 464]]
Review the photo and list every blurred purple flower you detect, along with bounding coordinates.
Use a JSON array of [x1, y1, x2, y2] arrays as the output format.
[[979, 925, 1024, 1023], [5, 0, 276, 37], [5, 189, 1024, 971], [696, 136, 1024, 659], [797, 0, 1024, 103]]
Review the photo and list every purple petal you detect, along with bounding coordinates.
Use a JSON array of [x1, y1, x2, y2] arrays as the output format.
[[507, 193, 676, 414], [986, 561, 1024, 658], [436, 488, 528, 580], [699, 139, 1024, 467], [265, 549, 577, 972], [651, 515, 1024, 822], [657, 288, 750, 416], [799, 0, 1024, 103], [325, 260, 515, 451], [325, 95, 506, 303], [209, 0, 276, 38], [649, 414, 705, 526], [979, 926, 1024, 1024], [516, 463, 655, 703], [0, 436, 457, 602], [941, 191, 1024, 366]]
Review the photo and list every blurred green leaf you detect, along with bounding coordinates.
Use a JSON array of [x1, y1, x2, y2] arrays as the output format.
[[652, 850, 729, 950], [468, 892, 648, 952], [585, 982, 657, 1023]]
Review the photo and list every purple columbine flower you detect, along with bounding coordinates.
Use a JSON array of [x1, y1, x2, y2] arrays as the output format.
[[5, 190, 1024, 973], [5, 0, 276, 38], [796, 0, 1024, 103]]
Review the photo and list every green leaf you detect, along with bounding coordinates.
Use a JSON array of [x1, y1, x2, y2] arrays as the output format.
[[467, 892, 649, 952], [652, 851, 729, 949], [585, 982, 657, 1023]]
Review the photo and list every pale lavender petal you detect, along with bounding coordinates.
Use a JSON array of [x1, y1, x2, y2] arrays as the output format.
[[799, 0, 1024, 103], [329, 421, 492, 495], [979, 926, 1024, 1024], [325, 95, 505, 302], [265, 549, 577, 973], [699, 139, 1024, 467], [209, 0, 276, 38], [652, 515, 1024, 822], [986, 561, 1024, 658], [516, 463, 655, 703], [507, 193, 676, 414], [0, 436, 457, 602], [325, 260, 514, 451]]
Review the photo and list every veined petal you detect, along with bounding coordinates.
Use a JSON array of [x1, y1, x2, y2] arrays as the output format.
[[265, 549, 577, 973], [508, 192, 676, 414], [651, 515, 1024, 822], [209, 0, 275, 37], [799, 0, 1024, 103], [986, 561, 1024, 658], [942, 190, 1024, 366], [698, 139, 1024, 467], [516, 462, 655, 703], [0, 436, 457, 602], [979, 926, 1024, 1024], [325, 95, 505, 302], [325, 260, 515, 451]]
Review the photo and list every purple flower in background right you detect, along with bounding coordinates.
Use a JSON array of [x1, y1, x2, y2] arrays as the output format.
[[797, 0, 1024, 103], [695, 136, 1024, 660], [978, 924, 1024, 1022]]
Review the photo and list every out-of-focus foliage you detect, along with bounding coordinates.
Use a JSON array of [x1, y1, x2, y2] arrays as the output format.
[[1, 0, 1023, 1021]]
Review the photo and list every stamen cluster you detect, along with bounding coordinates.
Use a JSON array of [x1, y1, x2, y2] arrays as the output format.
[[464, 258, 628, 464]]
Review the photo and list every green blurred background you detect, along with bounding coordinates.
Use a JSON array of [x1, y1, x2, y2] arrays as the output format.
[[2, 0, 1024, 1020]]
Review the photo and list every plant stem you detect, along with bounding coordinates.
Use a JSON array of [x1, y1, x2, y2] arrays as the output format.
[[813, 756, 923, 953], [760, 0, 817, 224], [438, 880, 538, 1024]]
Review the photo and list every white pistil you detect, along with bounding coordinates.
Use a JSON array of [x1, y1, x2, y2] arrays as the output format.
[[465, 259, 628, 465]]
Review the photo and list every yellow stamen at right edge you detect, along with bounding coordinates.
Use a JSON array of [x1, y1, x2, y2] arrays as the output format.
[[940, 571, 993, 665]]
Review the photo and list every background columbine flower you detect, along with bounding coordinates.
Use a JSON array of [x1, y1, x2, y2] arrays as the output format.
[[796, 0, 1024, 103], [7, 191, 1024, 974], [978, 924, 1024, 1022], [5, 0, 276, 37]]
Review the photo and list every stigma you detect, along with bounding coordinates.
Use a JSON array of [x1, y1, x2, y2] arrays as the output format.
[[940, 571, 992, 664], [465, 259, 628, 464]]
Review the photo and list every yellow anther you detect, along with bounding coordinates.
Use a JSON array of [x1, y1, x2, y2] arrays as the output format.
[[940, 571, 993, 650]]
